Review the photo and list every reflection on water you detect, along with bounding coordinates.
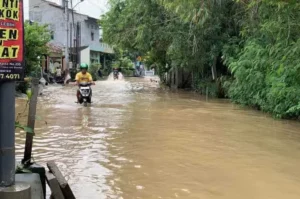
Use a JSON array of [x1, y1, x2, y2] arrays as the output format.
[[16, 78, 300, 199]]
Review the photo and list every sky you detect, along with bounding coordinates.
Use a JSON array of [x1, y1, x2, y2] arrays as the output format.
[[24, 0, 109, 20]]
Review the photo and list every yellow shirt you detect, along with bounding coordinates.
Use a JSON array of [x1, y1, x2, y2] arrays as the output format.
[[75, 72, 93, 83]]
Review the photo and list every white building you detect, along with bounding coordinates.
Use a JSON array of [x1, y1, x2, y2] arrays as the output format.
[[28, 0, 113, 70]]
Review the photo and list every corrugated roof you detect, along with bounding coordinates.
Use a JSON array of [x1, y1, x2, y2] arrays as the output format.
[[47, 42, 63, 53], [69, 46, 89, 51], [90, 43, 114, 54]]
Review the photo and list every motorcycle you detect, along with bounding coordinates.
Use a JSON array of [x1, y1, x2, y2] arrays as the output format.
[[78, 83, 92, 107]]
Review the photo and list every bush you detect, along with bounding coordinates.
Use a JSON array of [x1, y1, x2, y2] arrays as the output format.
[[17, 21, 51, 93], [88, 63, 102, 81], [193, 77, 218, 97], [223, 2, 300, 118]]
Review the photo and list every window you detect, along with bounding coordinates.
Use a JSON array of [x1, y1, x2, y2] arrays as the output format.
[[91, 32, 94, 41], [50, 31, 54, 40]]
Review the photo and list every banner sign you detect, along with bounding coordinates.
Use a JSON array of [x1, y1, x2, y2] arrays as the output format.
[[0, 0, 24, 81]]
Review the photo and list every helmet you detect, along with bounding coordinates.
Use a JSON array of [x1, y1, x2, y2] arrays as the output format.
[[80, 63, 88, 70]]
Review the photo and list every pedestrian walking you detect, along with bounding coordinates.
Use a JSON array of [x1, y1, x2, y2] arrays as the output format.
[[56, 66, 62, 77]]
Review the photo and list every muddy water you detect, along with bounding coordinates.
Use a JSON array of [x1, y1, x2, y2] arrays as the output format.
[[15, 78, 300, 199]]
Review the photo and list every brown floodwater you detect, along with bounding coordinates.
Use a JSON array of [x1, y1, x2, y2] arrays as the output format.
[[15, 77, 300, 199]]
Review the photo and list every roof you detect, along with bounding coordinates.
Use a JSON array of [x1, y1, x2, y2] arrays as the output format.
[[86, 16, 99, 22], [89, 43, 114, 54], [47, 42, 63, 53], [69, 46, 89, 51]]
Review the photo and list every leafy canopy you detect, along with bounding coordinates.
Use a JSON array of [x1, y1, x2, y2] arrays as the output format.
[[102, 0, 300, 118]]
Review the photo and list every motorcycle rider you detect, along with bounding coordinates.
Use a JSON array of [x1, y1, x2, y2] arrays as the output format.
[[75, 63, 95, 103], [113, 67, 119, 79]]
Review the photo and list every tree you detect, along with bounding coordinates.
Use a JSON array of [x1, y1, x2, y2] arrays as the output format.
[[102, 0, 239, 76], [223, 0, 300, 118], [17, 21, 51, 93], [24, 21, 51, 76], [102, 0, 300, 118], [101, 0, 175, 74]]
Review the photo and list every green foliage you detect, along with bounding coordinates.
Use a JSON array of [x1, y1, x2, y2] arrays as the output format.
[[223, 0, 300, 118], [15, 121, 34, 134], [112, 57, 134, 68], [17, 21, 51, 93], [101, 0, 174, 68], [102, 0, 240, 79], [111, 56, 135, 76], [26, 87, 32, 100], [102, 0, 300, 119], [24, 21, 51, 76], [193, 78, 218, 98]]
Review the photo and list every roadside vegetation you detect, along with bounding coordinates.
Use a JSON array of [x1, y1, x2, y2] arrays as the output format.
[[17, 21, 51, 93], [101, 0, 300, 119], [15, 21, 51, 133]]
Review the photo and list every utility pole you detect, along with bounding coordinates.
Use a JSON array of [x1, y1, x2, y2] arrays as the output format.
[[64, 0, 69, 84], [0, 83, 31, 198], [70, 0, 84, 69], [0, 0, 31, 197], [0, 82, 16, 187]]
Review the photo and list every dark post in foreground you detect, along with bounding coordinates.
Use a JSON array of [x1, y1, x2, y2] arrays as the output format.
[[22, 78, 40, 165], [46, 172, 65, 199], [47, 161, 76, 199], [0, 0, 32, 197], [0, 82, 16, 187]]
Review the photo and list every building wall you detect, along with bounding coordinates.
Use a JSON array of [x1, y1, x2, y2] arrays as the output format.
[[29, 1, 99, 47], [81, 18, 100, 47], [29, 0, 114, 68], [80, 47, 90, 65]]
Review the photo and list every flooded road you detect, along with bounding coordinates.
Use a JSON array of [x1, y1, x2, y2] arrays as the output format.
[[15, 77, 300, 199]]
